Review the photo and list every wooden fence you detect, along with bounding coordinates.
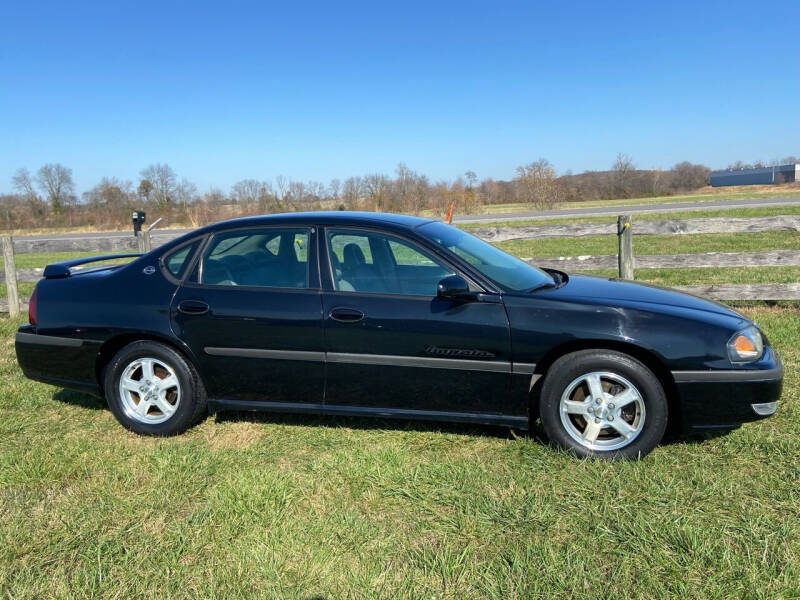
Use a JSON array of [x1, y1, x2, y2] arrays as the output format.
[[2, 214, 800, 314]]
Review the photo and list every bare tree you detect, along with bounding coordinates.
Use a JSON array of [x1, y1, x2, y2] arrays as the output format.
[[464, 171, 479, 213], [232, 179, 264, 205], [305, 180, 326, 204], [364, 174, 390, 212], [139, 163, 177, 205], [513, 159, 562, 210], [341, 176, 363, 209], [12, 168, 37, 201], [274, 175, 291, 209], [175, 178, 198, 211], [83, 177, 134, 208], [411, 174, 430, 214], [670, 162, 710, 190], [35, 163, 75, 213], [328, 179, 341, 205], [612, 153, 635, 198]]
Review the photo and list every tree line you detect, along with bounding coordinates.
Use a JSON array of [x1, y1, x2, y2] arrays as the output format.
[[1, 154, 796, 231]]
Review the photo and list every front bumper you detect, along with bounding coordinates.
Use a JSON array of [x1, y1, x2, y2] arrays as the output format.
[[672, 348, 783, 430]]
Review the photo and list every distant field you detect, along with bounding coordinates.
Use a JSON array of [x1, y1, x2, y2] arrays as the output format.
[[478, 184, 800, 215], [461, 204, 800, 229]]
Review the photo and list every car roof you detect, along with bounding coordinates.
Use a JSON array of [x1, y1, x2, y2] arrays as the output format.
[[202, 211, 436, 233]]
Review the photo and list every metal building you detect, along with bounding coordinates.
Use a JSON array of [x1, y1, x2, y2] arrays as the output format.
[[710, 164, 799, 187]]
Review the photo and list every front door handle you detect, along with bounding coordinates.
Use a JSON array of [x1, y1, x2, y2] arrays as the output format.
[[178, 300, 210, 315], [329, 307, 365, 323]]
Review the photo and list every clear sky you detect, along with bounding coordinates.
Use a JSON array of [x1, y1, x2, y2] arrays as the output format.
[[1, 0, 798, 195]]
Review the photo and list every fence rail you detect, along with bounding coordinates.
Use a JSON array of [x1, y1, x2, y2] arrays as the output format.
[[2, 214, 800, 314]]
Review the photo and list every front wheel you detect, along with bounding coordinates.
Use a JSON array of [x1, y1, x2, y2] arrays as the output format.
[[539, 350, 668, 460], [104, 341, 207, 436]]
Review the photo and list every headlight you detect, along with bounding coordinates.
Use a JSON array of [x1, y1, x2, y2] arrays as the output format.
[[727, 326, 764, 363]]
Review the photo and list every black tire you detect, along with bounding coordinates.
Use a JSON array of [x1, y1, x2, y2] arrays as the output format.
[[103, 340, 207, 436], [538, 350, 667, 460]]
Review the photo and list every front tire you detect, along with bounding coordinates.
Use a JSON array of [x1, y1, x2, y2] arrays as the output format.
[[539, 350, 667, 459], [104, 341, 207, 436]]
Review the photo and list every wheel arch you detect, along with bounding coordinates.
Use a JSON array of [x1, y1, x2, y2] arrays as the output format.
[[95, 332, 205, 395], [530, 339, 681, 432]]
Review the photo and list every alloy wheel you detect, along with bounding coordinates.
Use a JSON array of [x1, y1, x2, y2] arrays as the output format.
[[118, 357, 182, 425], [559, 371, 646, 451]]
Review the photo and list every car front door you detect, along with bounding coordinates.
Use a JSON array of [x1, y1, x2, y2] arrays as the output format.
[[320, 227, 513, 421], [170, 225, 325, 406]]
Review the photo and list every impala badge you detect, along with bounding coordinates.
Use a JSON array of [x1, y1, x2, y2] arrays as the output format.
[[424, 345, 495, 359], [143, 266, 156, 275]]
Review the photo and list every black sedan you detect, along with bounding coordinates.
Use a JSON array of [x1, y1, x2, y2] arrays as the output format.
[[15, 212, 782, 459]]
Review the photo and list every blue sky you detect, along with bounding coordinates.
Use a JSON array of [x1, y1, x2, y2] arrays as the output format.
[[1, 0, 798, 194]]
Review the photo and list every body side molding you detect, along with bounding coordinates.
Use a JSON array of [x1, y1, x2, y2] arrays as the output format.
[[203, 346, 536, 375]]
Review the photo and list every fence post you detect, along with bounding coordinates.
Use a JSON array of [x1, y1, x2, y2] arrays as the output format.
[[617, 215, 634, 280], [1, 235, 20, 318], [136, 230, 152, 253]]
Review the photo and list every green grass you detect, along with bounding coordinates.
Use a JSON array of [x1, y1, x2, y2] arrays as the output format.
[[0, 308, 799, 598], [461, 204, 800, 229], [497, 230, 800, 259], [578, 266, 800, 286], [481, 187, 800, 214], [1, 251, 130, 271]]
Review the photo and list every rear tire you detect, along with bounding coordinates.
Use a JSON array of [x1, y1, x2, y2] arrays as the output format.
[[539, 350, 667, 460], [104, 341, 207, 436]]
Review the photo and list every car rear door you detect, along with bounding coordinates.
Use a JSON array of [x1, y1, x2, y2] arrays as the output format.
[[320, 226, 514, 421], [170, 225, 325, 406]]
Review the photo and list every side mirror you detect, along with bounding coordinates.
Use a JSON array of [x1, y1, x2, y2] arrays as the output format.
[[437, 275, 471, 299]]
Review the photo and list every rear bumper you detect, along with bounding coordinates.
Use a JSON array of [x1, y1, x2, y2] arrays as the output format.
[[15, 327, 102, 396], [672, 351, 783, 430]]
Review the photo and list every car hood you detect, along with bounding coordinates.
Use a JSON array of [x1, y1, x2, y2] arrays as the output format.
[[533, 273, 746, 322]]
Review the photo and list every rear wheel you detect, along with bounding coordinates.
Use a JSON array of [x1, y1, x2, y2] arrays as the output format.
[[104, 341, 207, 436], [539, 350, 667, 459]]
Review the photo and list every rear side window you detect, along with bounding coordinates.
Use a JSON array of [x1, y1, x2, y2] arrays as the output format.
[[200, 228, 310, 289], [163, 241, 200, 279]]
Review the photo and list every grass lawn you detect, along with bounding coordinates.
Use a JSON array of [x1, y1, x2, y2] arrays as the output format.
[[496, 230, 800, 259], [577, 266, 800, 286], [0, 308, 798, 598], [1, 251, 133, 272]]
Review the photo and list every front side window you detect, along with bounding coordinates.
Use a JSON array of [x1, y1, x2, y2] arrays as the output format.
[[200, 228, 310, 289], [417, 221, 555, 292], [327, 229, 454, 295]]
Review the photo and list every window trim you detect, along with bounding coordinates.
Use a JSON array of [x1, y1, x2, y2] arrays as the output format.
[[321, 225, 485, 298], [190, 225, 318, 291], [159, 236, 206, 285]]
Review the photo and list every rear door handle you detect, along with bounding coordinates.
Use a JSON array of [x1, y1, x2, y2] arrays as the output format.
[[178, 300, 210, 315], [329, 307, 365, 323]]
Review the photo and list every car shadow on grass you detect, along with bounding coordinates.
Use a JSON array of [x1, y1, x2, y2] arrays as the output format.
[[52, 389, 106, 410], [213, 409, 520, 440], [49, 388, 735, 447]]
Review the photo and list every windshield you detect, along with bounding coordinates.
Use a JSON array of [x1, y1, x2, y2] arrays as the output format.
[[417, 221, 555, 292]]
